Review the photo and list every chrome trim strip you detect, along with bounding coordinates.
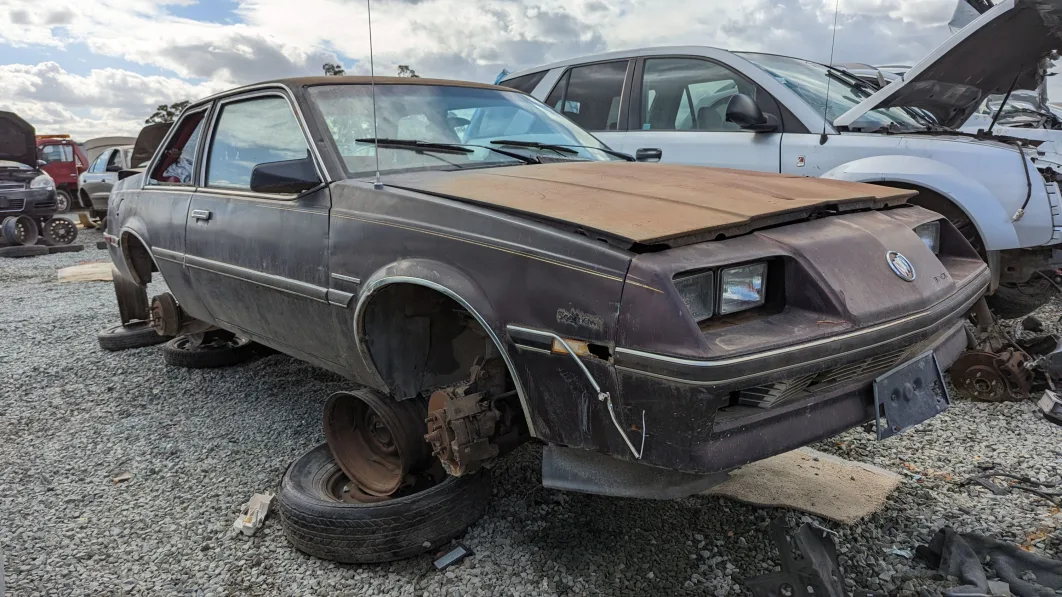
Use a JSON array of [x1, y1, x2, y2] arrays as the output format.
[[183, 254, 329, 303], [331, 273, 361, 284], [353, 275, 537, 438], [513, 345, 552, 355], [615, 270, 988, 369]]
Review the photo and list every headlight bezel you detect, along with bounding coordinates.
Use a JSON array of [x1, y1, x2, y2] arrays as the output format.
[[29, 173, 55, 190], [673, 260, 775, 323], [913, 221, 940, 254]]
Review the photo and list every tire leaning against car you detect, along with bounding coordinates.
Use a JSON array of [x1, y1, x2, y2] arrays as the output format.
[[985, 279, 1054, 319], [277, 443, 493, 564], [97, 321, 170, 351]]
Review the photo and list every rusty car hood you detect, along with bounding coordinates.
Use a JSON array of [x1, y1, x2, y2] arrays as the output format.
[[384, 162, 914, 247], [0, 111, 38, 168]]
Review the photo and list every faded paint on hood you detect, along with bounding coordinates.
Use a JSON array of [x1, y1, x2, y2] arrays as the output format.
[[385, 162, 914, 246], [835, 0, 1062, 130], [0, 111, 38, 168]]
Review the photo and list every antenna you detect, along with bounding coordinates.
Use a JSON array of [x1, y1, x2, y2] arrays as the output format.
[[820, 0, 841, 145], [366, 0, 383, 189]]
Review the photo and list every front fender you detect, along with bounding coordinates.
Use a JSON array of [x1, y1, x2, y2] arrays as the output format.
[[821, 155, 1021, 251]]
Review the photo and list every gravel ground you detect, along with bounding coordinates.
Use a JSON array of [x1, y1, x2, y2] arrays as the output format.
[[1, 224, 1060, 596]]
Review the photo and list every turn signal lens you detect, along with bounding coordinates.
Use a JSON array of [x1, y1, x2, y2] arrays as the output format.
[[674, 271, 715, 322]]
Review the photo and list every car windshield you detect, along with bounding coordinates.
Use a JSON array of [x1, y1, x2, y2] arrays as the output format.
[[738, 53, 935, 133], [308, 84, 622, 177]]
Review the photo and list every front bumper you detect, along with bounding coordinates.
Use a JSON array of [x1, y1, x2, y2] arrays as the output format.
[[535, 265, 988, 499], [0, 188, 58, 218]]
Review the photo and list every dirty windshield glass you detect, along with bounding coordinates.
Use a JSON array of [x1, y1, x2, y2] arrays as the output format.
[[738, 53, 932, 133], [308, 84, 619, 177]]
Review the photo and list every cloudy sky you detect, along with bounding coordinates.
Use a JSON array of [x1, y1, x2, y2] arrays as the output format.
[[0, 0, 1028, 140]]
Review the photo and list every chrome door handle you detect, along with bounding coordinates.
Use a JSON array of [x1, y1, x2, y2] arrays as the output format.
[[191, 209, 212, 221]]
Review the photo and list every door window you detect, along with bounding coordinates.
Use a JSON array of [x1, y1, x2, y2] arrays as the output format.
[[641, 58, 759, 132], [150, 111, 207, 186], [205, 96, 311, 191], [89, 152, 109, 174], [545, 61, 628, 131], [39, 144, 72, 164], [501, 71, 547, 94]]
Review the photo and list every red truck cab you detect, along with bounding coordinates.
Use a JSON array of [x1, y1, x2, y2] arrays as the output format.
[[36, 135, 87, 212]]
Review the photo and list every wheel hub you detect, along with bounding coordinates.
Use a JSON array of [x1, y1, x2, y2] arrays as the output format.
[[951, 350, 1031, 402]]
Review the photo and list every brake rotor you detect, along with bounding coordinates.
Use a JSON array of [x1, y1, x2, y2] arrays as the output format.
[[323, 389, 429, 498], [951, 350, 1030, 402]]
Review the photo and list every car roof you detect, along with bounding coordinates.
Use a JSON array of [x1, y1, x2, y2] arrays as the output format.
[[186, 76, 521, 111], [502, 46, 729, 81]]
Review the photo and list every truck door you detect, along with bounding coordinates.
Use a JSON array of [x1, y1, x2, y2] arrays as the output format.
[[184, 91, 332, 362], [616, 57, 782, 172]]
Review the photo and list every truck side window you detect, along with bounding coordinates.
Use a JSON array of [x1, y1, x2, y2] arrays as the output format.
[[641, 58, 761, 132], [205, 96, 310, 192], [544, 61, 628, 132], [150, 111, 206, 186], [39, 144, 72, 164]]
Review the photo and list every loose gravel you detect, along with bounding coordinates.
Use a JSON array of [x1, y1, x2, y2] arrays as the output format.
[[1, 224, 1060, 596]]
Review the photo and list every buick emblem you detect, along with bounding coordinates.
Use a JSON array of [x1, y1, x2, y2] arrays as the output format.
[[886, 251, 916, 282]]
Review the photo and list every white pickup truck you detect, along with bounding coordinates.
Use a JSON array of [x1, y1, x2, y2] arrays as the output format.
[[502, 0, 1062, 318]]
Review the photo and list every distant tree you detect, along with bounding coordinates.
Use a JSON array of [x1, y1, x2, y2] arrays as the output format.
[[323, 62, 346, 76], [145, 101, 190, 125], [397, 65, 420, 78]]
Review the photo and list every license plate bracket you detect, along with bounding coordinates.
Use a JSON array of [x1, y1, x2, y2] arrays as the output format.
[[873, 352, 949, 440]]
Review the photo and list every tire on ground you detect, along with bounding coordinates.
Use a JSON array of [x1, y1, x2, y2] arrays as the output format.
[[55, 190, 73, 212], [47, 244, 85, 254], [985, 280, 1054, 319], [40, 217, 79, 246], [161, 335, 255, 368], [1, 215, 39, 246], [0, 245, 49, 258], [277, 443, 492, 564], [97, 321, 170, 351]]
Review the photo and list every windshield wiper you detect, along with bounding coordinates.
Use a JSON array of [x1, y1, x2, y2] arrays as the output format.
[[356, 138, 539, 165], [489, 140, 635, 162]]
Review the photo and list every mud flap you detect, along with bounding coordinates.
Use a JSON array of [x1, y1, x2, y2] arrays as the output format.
[[873, 352, 950, 440]]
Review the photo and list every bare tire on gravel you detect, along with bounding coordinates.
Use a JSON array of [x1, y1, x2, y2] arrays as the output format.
[[97, 321, 170, 351], [277, 443, 492, 564], [0, 245, 50, 258], [161, 335, 255, 369], [986, 278, 1055, 320], [1, 215, 39, 246], [47, 244, 85, 254]]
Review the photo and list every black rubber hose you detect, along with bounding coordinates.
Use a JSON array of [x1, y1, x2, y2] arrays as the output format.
[[1012, 141, 1034, 221]]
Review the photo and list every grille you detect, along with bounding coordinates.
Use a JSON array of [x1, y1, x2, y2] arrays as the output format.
[[737, 347, 910, 409], [0, 198, 26, 211], [0, 181, 27, 192], [36, 200, 57, 211]]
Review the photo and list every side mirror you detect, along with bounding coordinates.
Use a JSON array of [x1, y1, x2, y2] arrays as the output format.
[[725, 93, 779, 133], [37, 160, 47, 167], [249, 157, 320, 195]]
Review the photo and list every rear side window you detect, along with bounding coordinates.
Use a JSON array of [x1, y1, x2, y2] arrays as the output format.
[[89, 152, 108, 174], [501, 71, 547, 94], [150, 111, 206, 186], [205, 96, 310, 192], [543, 61, 628, 132]]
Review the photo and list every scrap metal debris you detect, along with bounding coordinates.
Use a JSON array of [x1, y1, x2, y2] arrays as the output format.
[[111, 471, 132, 484], [1040, 390, 1062, 426], [231, 493, 273, 537], [963, 468, 1062, 507], [916, 528, 1062, 597], [433, 544, 473, 571], [744, 519, 847, 597]]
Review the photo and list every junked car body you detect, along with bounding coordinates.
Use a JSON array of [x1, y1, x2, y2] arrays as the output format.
[[504, 0, 1062, 319], [79, 144, 133, 222], [0, 112, 59, 223], [106, 77, 987, 508]]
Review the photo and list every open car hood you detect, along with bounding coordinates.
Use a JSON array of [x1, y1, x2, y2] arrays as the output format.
[[129, 122, 172, 170], [384, 163, 913, 248], [0, 111, 38, 168], [835, 0, 1062, 130]]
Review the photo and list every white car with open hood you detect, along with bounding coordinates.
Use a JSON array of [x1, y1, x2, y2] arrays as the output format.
[[503, 0, 1062, 318]]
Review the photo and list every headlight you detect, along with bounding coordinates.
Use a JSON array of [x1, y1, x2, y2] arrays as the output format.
[[719, 263, 767, 315], [30, 174, 54, 190], [674, 271, 714, 322], [914, 221, 940, 254]]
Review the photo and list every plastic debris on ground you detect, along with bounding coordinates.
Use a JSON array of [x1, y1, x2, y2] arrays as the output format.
[[916, 528, 1062, 597], [434, 544, 473, 571], [1040, 390, 1062, 426], [232, 493, 273, 537]]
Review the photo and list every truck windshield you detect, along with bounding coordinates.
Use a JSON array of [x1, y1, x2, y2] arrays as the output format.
[[738, 53, 935, 133], [308, 84, 622, 177]]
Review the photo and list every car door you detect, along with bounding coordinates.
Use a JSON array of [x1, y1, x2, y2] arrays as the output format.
[[96, 148, 124, 199], [540, 60, 632, 150], [184, 90, 332, 361], [616, 57, 782, 172], [81, 151, 109, 200]]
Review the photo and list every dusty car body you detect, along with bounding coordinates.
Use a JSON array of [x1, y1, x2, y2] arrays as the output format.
[[105, 77, 988, 499], [0, 112, 59, 221], [79, 144, 133, 221]]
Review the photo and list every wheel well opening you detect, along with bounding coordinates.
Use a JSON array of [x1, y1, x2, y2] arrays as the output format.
[[362, 283, 513, 402], [876, 183, 985, 255], [120, 233, 157, 286]]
